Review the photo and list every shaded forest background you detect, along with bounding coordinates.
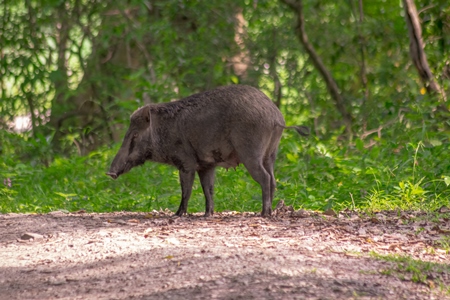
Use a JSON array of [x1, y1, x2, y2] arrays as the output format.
[[0, 0, 449, 214]]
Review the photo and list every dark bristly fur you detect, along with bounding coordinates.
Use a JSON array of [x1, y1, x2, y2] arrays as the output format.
[[107, 85, 308, 217]]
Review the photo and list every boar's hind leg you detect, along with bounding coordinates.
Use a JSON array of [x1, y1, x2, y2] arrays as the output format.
[[198, 167, 215, 217], [175, 170, 196, 216], [242, 158, 272, 217], [264, 151, 277, 206]]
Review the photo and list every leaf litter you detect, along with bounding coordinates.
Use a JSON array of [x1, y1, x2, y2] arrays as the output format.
[[0, 203, 449, 299]]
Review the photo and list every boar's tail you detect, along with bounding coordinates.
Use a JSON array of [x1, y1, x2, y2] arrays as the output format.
[[287, 125, 310, 137], [276, 123, 310, 137]]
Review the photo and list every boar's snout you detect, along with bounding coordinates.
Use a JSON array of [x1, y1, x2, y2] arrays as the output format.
[[106, 172, 118, 180]]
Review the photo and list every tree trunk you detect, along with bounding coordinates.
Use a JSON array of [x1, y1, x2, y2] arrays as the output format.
[[269, 29, 282, 108], [354, 0, 368, 102], [281, 0, 353, 136], [48, 2, 71, 149], [48, 5, 150, 154], [231, 8, 251, 80], [351, 0, 370, 129], [402, 0, 447, 102]]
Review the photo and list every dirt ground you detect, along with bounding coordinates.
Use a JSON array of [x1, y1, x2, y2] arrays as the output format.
[[1, 205, 449, 300]]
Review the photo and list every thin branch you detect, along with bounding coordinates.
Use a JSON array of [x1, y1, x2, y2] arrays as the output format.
[[359, 108, 408, 140], [417, 4, 436, 15], [270, 29, 282, 108], [281, 0, 353, 137], [402, 0, 447, 102]]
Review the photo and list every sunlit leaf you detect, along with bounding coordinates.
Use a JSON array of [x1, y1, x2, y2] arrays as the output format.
[[443, 176, 450, 187]]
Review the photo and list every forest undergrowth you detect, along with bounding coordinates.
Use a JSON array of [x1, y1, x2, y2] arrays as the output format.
[[1, 115, 448, 215]]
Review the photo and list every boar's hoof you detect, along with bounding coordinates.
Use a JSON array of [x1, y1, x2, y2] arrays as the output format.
[[106, 172, 118, 180], [261, 209, 272, 218], [174, 209, 186, 217]]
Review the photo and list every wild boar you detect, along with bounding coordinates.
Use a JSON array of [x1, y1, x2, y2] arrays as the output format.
[[107, 85, 308, 217]]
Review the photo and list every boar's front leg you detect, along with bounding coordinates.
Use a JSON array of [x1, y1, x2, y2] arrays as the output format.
[[198, 167, 215, 217], [175, 170, 195, 216]]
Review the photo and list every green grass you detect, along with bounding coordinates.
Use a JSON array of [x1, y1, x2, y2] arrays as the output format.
[[435, 236, 450, 252], [0, 127, 449, 214], [372, 252, 450, 293], [276, 130, 450, 212]]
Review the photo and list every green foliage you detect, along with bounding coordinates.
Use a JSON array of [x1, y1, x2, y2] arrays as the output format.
[[275, 96, 450, 212], [1, 108, 448, 214], [1, 0, 449, 214]]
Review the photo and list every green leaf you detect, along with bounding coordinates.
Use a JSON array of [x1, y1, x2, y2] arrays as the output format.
[[428, 139, 442, 147], [54, 192, 78, 198], [355, 139, 364, 151], [443, 176, 450, 187]]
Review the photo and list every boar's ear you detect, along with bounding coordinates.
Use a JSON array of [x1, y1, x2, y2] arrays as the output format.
[[140, 105, 151, 124]]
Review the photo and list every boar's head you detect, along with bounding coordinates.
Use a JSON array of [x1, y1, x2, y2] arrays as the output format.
[[107, 106, 153, 180]]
